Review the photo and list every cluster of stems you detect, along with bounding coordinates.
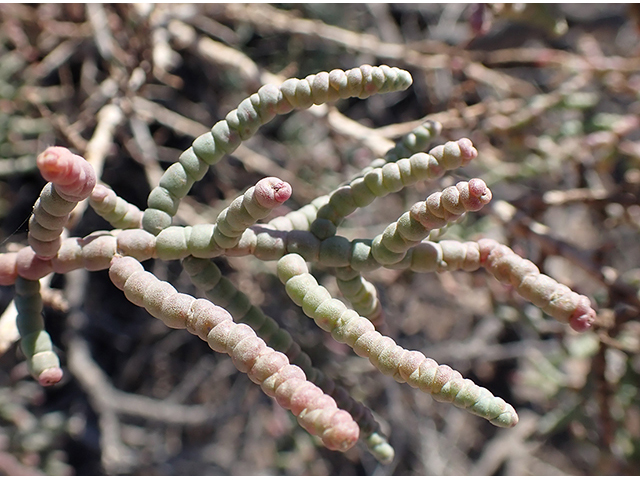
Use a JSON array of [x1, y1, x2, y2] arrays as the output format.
[[109, 255, 359, 452], [182, 255, 394, 463], [142, 64, 413, 235], [277, 253, 519, 427], [0, 64, 598, 461]]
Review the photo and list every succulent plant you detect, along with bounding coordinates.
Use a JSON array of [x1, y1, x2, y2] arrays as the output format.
[[0, 65, 597, 464]]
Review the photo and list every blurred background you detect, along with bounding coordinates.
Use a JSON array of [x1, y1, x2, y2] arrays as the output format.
[[0, 3, 639, 475]]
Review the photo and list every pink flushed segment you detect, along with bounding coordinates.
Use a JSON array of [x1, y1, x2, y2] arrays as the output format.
[[467, 178, 492, 204], [478, 238, 596, 332], [90, 184, 143, 230], [413, 180, 493, 232], [89, 183, 110, 203], [457, 178, 492, 212], [16, 247, 53, 280], [254, 177, 292, 209], [37, 367, 64, 386], [456, 137, 478, 164], [569, 297, 596, 332], [37, 146, 97, 202], [276, 253, 520, 428]]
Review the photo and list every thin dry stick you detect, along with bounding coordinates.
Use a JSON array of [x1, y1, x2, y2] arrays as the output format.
[[67, 103, 124, 226], [67, 335, 215, 425], [221, 3, 535, 97]]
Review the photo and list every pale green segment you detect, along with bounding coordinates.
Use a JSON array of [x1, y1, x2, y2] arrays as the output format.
[[20, 330, 52, 357], [286, 273, 318, 307], [302, 286, 333, 319], [156, 226, 191, 260], [90, 191, 142, 230], [29, 182, 77, 257], [155, 224, 485, 277], [14, 277, 61, 381], [31, 202, 68, 230], [336, 275, 380, 319], [159, 163, 194, 199], [147, 187, 180, 217], [28, 351, 60, 376], [154, 180, 289, 259], [141, 208, 172, 235], [28, 218, 62, 242], [366, 432, 395, 465], [37, 183, 76, 217], [385, 120, 442, 162]]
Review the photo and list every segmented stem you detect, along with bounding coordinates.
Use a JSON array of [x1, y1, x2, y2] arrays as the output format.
[[396, 239, 597, 331], [268, 125, 450, 235], [290, 139, 478, 239], [478, 239, 596, 332], [384, 120, 443, 163], [142, 65, 413, 235], [36, 146, 97, 202], [29, 147, 97, 260], [108, 255, 360, 452], [90, 184, 143, 229], [371, 179, 492, 265], [182, 256, 394, 463], [14, 277, 63, 386], [154, 177, 291, 260], [335, 267, 384, 326], [277, 253, 519, 428]]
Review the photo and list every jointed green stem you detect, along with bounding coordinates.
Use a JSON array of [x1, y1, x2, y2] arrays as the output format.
[[14, 277, 63, 386], [182, 256, 395, 464], [29, 147, 97, 260], [90, 184, 143, 229], [109, 255, 360, 452], [334, 267, 384, 326], [384, 120, 442, 163], [142, 65, 413, 235], [277, 253, 519, 428]]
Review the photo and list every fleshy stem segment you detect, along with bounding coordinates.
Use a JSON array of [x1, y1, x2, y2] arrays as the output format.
[[269, 139, 478, 238], [2, 229, 594, 333], [108, 255, 360, 452], [14, 276, 63, 386], [154, 177, 292, 260], [277, 253, 519, 428], [182, 256, 395, 463], [142, 65, 413, 235], [370, 178, 492, 265], [90, 184, 143, 230], [267, 121, 448, 235], [384, 120, 443, 163], [149, 178, 491, 268], [29, 147, 97, 260], [478, 239, 595, 331]]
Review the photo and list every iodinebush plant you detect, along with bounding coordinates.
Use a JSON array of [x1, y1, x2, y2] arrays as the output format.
[[0, 64, 597, 463]]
